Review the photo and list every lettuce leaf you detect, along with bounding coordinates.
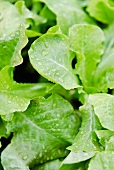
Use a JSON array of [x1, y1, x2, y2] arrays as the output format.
[[89, 94, 114, 131], [69, 24, 104, 93], [1, 0, 114, 169], [36, 0, 95, 34], [88, 151, 114, 170], [1, 94, 80, 169], [87, 0, 114, 24], [0, 66, 52, 115], [29, 32, 80, 90]]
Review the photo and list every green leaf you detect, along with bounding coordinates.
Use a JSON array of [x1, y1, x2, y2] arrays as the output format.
[[94, 24, 114, 92], [105, 136, 114, 151], [0, 25, 28, 69], [36, 0, 95, 34], [77, 0, 90, 7], [0, 117, 7, 138], [47, 25, 62, 34], [25, 30, 42, 38], [1, 94, 80, 169], [95, 130, 114, 147], [0, 1, 29, 69], [0, 66, 52, 115], [0, 0, 41, 37], [89, 94, 114, 131], [68, 102, 102, 152], [59, 151, 95, 170], [15, 1, 45, 27], [69, 24, 104, 93], [88, 151, 114, 170], [40, 5, 56, 24], [0, 1, 26, 37], [31, 159, 62, 170], [87, 0, 114, 24], [29, 33, 80, 90], [0, 0, 45, 69]]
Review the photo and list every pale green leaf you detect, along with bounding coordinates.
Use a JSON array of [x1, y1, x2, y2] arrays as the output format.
[[59, 151, 95, 170], [69, 24, 104, 92], [0, 66, 52, 115], [77, 0, 90, 7], [1, 94, 80, 169], [0, 25, 28, 69], [89, 94, 114, 131], [94, 24, 114, 92], [88, 151, 114, 170], [105, 136, 114, 151], [68, 102, 101, 152], [0, 0, 44, 69], [0, 1, 42, 37], [31, 159, 62, 170], [29, 33, 80, 90], [15, 1, 46, 26], [95, 130, 114, 147], [0, 1, 27, 38], [36, 0, 94, 34], [2, 145, 29, 170]]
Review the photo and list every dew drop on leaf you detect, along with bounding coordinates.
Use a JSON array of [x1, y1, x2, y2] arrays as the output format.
[[39, 153, 42, 158], [22, 155, 28, 160], [38, 62, 42, 66], [52, 69, 56, 72], [42, 49, 48, 56], [58, 77, 63, 83], [8, 100, 11, 104], [83, 152, 89, 156]]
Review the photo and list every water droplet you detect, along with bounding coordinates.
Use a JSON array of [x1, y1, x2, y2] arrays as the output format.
[[56, 114, 60, 117], [51, 128, 56, 132], [3, 46, 7, 49], [104, 163, 107, 168], [58, 77, 63, 83], [69, 125, 72, 128], [58, 149, 61, 154], [42, 145, 45, 149], [56, 72, 59, 76], [22, 155, 28, 160], [42, 49, 48, 56], [53, 103, 56, 107], [80, 131, 83, 134], [83, 152, 88, 156], [47, 157, 50, 160], [30, 48, 34, 53], [38, 62, 42, 66], [33, 112, 36, 116], [52, 69, 56, 72], [58, 58, 62, 62], [36, 58, 39, 61], [39, 153, 42, 157]]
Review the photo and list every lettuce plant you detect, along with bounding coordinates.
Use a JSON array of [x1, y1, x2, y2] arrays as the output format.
[[1, 0, 114, 169]]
